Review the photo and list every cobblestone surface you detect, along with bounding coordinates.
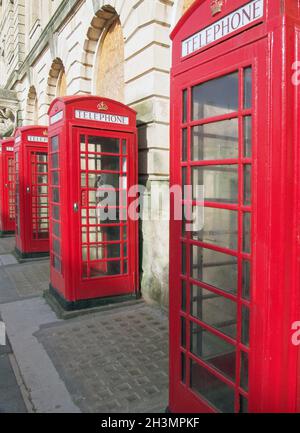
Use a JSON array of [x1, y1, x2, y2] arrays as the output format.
[[36, 303, 169, 413]]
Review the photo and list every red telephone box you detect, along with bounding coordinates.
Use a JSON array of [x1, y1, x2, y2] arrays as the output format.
[[47, 96, 139, 310], [14, 126, 49, 258], [0, 137, 15, 236], [170, 0, 300, 413]]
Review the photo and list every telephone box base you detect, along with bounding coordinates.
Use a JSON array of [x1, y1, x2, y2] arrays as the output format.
[[0, 231, 14, 238], [46, 283, 139, 316], [14, 247, 49, 260]]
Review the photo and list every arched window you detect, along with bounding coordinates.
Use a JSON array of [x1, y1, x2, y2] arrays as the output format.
[[26, 86, 38, 125], [94, 17, 125, 102], [182, 0, 196, 14]]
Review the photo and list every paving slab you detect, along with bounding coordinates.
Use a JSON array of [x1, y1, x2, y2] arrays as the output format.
[[0, 298, 81, 413], [1, 260, 49, 300], [0, 237, 15, 255], [0, 254, 18, 266], [0, 354, 27, 413], [35, 302, 169, 413]]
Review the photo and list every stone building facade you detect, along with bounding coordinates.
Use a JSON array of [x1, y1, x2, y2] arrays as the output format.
[[0, 0, 196, 307]]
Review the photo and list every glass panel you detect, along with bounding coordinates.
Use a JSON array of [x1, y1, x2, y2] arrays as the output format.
[[183, 89, 188, 123], [52, 205, 60, 220], [51, 171, 59, 185], [190, 323, 236, 381], [191, 246, 238, 294], [181, 317, 186, 348], [243, 213, 251, 254], [88, 261, 121, 278], [52, 188, 60, 203], [51, 136, 59, 152], [53, 256, 61, 273], [244, 67, 252, 109], [240, 351, 249, 392], [244, 116, 252, 158], [89, 244, 120, 261], [182, 243, 186, 275], [239, 395, 248, 413], [192, 119, 238, 161], [51, 153, 59, 169], [182, 280, 187, 312], [181, 353, 186, 384], [88, 136, 119, 154], [192, 207, 238, 251], [122, 140, 127, 155], [242, 261, 251, 300], [241, 306, 250, 347], [88, 155, 119, 172], [191, 285, 237, 338], [190, 360, 235, 412], [53, 239, 61, 256], [80, 135, 86, 152], [182, 129, 187, 162], [53, 222, 61, 238], [193, 165, 238, 203], [244, 165, 252, 206], [192, 72, 238, 120]]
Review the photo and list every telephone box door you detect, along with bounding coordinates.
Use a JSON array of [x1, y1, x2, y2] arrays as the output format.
[[3, 153, 15, 232], [170, 39, 268, 413], [72, 127, 136, 300], [26, 148, 49, 252]]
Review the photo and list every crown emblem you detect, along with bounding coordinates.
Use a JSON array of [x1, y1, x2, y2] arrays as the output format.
[[211, 0, 223, 16], [43, 130, 48, 136], [97, 101, 108, 111]]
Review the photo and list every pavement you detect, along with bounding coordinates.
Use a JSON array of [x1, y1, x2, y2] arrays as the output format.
[[0, 236, 169, 413]]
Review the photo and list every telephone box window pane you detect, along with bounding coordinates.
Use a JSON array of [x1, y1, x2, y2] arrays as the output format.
[[193, 166, 238, 203], [51, 153, 59, 169], [38, 175, 48, 184], [123, 261, 128, 274], [182, 280, 187, 312], [182, 89, 188, 123], [242, 260, 251, 300], [240, 351, 249, 392], [244, 117, 252, 158], [122, 140, 127, 155], [52, 205, 60, 220], [190, 322, 236, 381], [190, 360, 235, 412], [192, 72, 238, 120], [100, 226, 121, 242], [244, 67, 252, 109], [243, 213, 251, 254], [192, 119, 238, 161], [51, 136, 59, 152], [88, 136, 119, 154], [191, 246, 238, 294], [88, 261, 121, 278], [52, 188, 60, 203], [53, 256, 61, 273], [123, 226, 127, 241], [53, 222, 61, 238], [191, 285, 237, 338], [89, 155, 119, 172], [182, 129, 187, 162], [80, 136, 86, 152], [242, 306, 250, 347], [192, 207, 238, 251], [244, 165, 252, 206], [53, 239, 61, 256], [181, 317, 186, 348], [181, 353, 186, 384], [182, 243, 187, 275], [239, 395, 248, 413]]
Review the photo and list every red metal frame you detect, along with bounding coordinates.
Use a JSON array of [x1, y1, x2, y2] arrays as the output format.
[[170, 0, 300, 413], [47, 96, 139, 306], [0, 137, 15, 235], [14, 126, 49, 258]]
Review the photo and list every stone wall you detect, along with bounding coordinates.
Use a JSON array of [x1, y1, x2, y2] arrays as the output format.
[[0, 0, 192, 307]]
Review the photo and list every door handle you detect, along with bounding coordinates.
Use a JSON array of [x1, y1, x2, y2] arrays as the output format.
[[26, 186, 30, 193], [73, 203, 79, 213]]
